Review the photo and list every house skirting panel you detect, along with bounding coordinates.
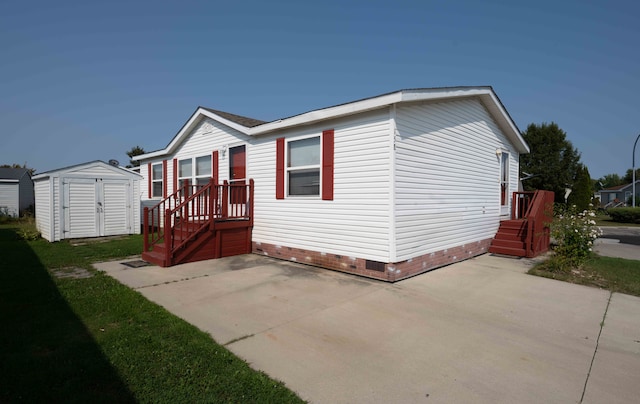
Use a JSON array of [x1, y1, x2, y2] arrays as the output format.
[[252, 239, 493, 282]]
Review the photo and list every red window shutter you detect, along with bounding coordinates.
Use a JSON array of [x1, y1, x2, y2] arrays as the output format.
[[322, 129, 334, 200], [147, 163, 152, 198], [172, 158, 177, 193], [162, 160, 168, 198], [276, 137, 285, 199], [212, 150, 219, 183]]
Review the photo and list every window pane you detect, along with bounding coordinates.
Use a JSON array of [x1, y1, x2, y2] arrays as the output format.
[[289, 169, 320, 196], [196, 155, 211, 176], [196, 177, 210, 186], [179, 159, 192, 178], [288, 137, 320, 167], [152, 182, 163, 198], [152, 164, 163, 180]]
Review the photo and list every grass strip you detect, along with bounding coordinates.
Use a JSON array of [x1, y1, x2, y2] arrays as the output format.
[[528, 255, 640, 297], [0, 224, 303, 403]]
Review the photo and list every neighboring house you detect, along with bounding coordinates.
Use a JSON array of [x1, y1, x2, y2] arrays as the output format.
[[136, 86, 531, 281], [0, 167, 34, 218], [33, 161, 142, 242], [599, 181, 640, 208]]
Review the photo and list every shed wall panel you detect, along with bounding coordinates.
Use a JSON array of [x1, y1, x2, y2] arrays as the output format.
[[394, 98, 519, 261], [0, 183, 19, 217], [34, 180, 51, 241]]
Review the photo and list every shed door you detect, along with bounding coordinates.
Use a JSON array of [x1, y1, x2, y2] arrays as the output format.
[[63, 178, 131, 239], [102, 180, 131, 236], [64, 178, 99, 239]]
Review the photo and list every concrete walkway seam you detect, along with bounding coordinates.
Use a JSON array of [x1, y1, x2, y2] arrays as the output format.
[[580, 291, 613, 403]]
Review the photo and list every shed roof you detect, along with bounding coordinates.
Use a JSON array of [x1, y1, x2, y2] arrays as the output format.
[[32, 160, 143, 180], [0, 167, 30, 181], [136, 86, 529, 160]]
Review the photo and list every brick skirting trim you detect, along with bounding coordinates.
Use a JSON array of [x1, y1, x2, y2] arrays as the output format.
[[252, 238, 493, 282]]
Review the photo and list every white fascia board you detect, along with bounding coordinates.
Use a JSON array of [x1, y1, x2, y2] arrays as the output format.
[[484, 92, 529, 154], [0, 179, 19, 183]]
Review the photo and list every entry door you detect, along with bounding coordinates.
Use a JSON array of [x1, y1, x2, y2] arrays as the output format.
[[63, 179, 131, 238], [500, 152, 510, 215], [229, 145, 246, 205]]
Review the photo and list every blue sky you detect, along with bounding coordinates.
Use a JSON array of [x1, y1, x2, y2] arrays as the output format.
[[1, 0, 638, 179]]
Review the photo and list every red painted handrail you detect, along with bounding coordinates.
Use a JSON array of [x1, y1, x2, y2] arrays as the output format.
[[143, 178, 254, 264], [511, 190, 554, 257]]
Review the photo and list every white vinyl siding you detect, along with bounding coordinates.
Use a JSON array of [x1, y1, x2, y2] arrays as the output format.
[[34, 180, 51, 241], [140, 118, 251, 201], [394, 98, 519, 261], [250, 109, 392, 262], [0, 182, 19, 217]]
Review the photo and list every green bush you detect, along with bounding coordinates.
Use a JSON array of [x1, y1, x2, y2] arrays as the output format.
[[607, 207, 640, 223], [15, 218, 41, 241], [550, 204, 602, 271]]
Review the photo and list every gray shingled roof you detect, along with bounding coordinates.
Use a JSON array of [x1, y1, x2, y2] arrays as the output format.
[[200, 107, 267, 128], [0, 167, 29, 180]]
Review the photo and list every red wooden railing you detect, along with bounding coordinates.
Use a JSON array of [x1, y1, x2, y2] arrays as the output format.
[[511, 190, 554, 257], [143, 179, 254, 262]]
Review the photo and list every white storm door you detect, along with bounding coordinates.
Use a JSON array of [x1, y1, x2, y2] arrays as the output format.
[[63, 178, 99, 239]]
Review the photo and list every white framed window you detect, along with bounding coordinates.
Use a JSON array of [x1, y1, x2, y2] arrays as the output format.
[[151, 163, 163, 198], [178, 155, 212, 188], [287, 136, 320, 196]]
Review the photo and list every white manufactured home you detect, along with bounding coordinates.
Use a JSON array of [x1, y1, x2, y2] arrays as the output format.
[[33, 161, 142, 242], [137, 87, 539, 281]]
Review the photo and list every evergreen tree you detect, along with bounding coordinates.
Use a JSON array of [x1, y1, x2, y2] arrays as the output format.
[[126, 146, 146, 168], [567, 164, 593, 211], [520, 122, 582, 204]]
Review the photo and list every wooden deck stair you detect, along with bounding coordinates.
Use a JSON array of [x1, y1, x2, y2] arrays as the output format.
[[142, 179, 254, 267], [489, 190, 554, 258], [489, 219, 527, 257]]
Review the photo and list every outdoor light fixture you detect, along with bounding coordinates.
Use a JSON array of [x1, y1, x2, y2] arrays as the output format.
[[496, 149, 502, 157], [221, 144, 228, 156]]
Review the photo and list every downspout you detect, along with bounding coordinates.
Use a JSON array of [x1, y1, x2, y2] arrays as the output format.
[[389, 104, 398, 265]]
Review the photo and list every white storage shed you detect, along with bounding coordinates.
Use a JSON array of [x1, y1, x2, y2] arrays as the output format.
[[33, 161, 142, 242]]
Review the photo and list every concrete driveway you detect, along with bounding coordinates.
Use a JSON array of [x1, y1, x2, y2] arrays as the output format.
[[95, 254, 640, 403]]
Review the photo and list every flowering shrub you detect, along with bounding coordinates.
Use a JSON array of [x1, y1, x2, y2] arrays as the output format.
[[550, 204, 602, 269]]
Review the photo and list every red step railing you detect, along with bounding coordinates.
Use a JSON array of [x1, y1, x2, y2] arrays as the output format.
[[143, 179, 254, 264], [510, 190, 554, 257]]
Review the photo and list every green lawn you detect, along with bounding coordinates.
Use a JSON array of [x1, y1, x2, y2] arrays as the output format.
[[529, 255, 640, 297], [0, 223, 303, 403]]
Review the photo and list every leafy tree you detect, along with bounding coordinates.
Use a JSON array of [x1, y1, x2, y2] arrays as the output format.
[[126, 146, 146, 168], [623, 168, 640, 184], [598, 173, 624, 189], [567, 164, 593, 211], [1, 163, 35, 176], [520, 122, 582, 204]]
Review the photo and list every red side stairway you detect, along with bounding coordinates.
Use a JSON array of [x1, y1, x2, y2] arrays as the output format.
[[489, 190, 554, 258], [142, 179, 254, 267]]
